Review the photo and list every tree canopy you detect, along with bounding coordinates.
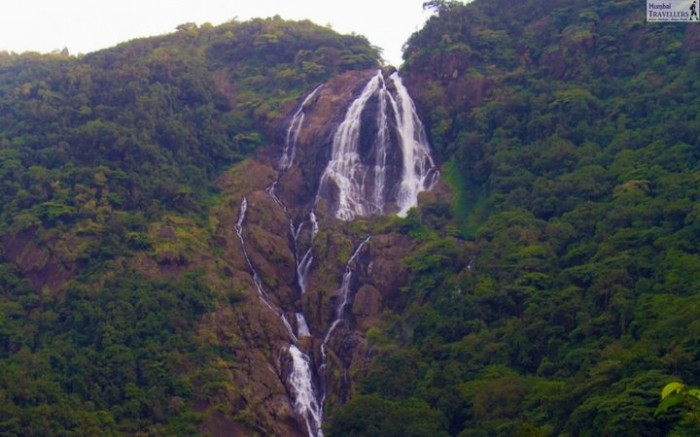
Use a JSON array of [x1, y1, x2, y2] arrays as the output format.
[[327, 0, 700, 435], [0, 17, 380, 436]]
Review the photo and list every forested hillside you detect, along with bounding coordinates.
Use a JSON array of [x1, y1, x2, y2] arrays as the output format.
[[327, 0, 700, 435], [0, 18, 379, 435], [2, 0, 700, 436]]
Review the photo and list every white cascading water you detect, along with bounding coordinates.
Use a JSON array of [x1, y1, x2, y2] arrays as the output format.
[[321, 237, 371, 353], [373, 84, 391, 213], [235, 191, 322, 436], [296, 313, 311, 337], [317, 70, 438, 220], [289, 344, 323, 437], [296, 211, 318, 295], [234, 197, 297, 340], [279, 85, 323, 170], [388, 73, 439, 216], [232, 88, 327, 437], [319, 73, 383, 219], [236, 75, 437, 437], [319, 238, 371, 411]]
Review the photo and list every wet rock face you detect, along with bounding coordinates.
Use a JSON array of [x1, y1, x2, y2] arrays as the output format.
[[163, 69, 436, 435], [216, 201, 415, 424], [202, 160, 308, 437], [275, 70, 377, 214]]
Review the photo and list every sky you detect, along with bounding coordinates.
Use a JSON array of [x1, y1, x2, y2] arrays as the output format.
[[0, 0, 436, 66]]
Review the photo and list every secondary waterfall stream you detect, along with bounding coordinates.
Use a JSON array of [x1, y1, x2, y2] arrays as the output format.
[[234, 70, 437, 437], [279, 85, 323, 171]]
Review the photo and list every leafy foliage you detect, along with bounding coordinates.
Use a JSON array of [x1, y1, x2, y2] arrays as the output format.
[[329, 0, 700, 435], [656, 381, 700, 431], [0, 17, 379, 228], [0, 266, 211, 435], [3, 0, 700, 435], [0, 17, 380, 435]]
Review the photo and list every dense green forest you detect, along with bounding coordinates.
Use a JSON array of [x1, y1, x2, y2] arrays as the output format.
[[327, 0, 700, 435], [2, 0, 700, 435], [0, 17, 379, 435]]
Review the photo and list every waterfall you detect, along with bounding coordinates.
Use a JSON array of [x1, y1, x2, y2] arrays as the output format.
[[388, 73, 439, 216], [266, 175, 318, 299], [318, 74, 384, 220], [319, 237, 370, 383], [234, 72, 436, 437], [296, 211, 318, 296], [317, 70, 438, 220], [236, 194, 323, 436], [279, 85, 323, 170], [289, 345, 323, 437], [239, 198, 369, 437], [234, 196, 296, 339], [296, 313, 311, 337], [373, 84, 391, 213], [318, 237, 371, 403], [262, 181, 371, 437], [264, 94, 329, 436], [234, 198, 273, 311], [322, 237, 371, 351]]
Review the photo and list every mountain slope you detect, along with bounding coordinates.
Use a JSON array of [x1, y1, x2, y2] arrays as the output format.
[[327, 0, 700, 435], [2, 2, 700, 436], [0, 18, 381, 436]]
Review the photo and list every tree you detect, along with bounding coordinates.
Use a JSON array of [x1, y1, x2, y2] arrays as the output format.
[[423, 1, 462, 14], [656, 381, 700, 429]]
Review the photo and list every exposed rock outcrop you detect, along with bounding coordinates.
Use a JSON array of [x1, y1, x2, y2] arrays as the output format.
[[195, 68, 436, 434]]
